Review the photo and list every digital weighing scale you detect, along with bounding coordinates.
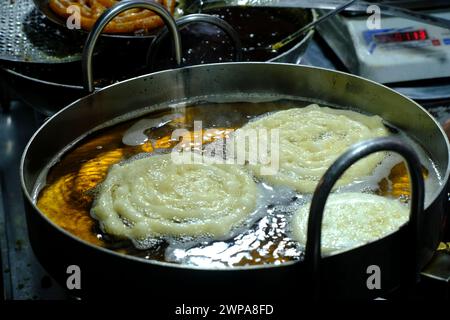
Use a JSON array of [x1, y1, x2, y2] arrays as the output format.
[[317, 2, 450, 84]]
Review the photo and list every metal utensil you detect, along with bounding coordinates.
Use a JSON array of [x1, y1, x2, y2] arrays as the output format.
[[21, 61, 450, 299], [0, 0, 85, 63], [82, 0, 182, 93], [270, 0, 357, 52], [186, 0, 450, 30]]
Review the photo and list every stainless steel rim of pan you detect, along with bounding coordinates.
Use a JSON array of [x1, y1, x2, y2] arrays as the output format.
[[20, 62, 450, 271]]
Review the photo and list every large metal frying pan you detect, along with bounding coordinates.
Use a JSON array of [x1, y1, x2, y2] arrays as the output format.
[[20, 1, 450, 300], [20, 64, 450, 300]]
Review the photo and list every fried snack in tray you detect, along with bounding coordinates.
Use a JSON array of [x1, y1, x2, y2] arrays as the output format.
[[48, 0, 176, 34]]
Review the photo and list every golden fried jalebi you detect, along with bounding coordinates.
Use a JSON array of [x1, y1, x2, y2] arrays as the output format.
[[48, 0, 176, 34]]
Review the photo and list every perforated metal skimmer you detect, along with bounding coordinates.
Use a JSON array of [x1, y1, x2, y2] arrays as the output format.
[[0, 0, 85, 63]]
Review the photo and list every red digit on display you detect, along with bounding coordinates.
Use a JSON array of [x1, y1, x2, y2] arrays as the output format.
[[419, 30, 427, 40]]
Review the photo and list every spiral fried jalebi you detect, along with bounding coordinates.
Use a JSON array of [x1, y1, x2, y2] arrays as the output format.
[[48, 0, 176, 34], [91, 153, 258, 240], [291, 193, 409, 254], [234, 104, 389, 193]]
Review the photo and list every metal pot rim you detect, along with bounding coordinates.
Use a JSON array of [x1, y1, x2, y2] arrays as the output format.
[[4, 10, 317, 89], [2, 67, 85, 90], [20, 61, 450, 271], [268, 9, 317, 62]]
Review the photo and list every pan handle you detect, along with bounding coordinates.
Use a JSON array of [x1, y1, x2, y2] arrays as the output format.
[[147, 13, 242, 70], [304, 137, 425, 299], [82, 0, 182, 93]]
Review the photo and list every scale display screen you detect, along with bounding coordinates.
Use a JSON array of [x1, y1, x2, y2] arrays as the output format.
[[373, 29, 429, 43]]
